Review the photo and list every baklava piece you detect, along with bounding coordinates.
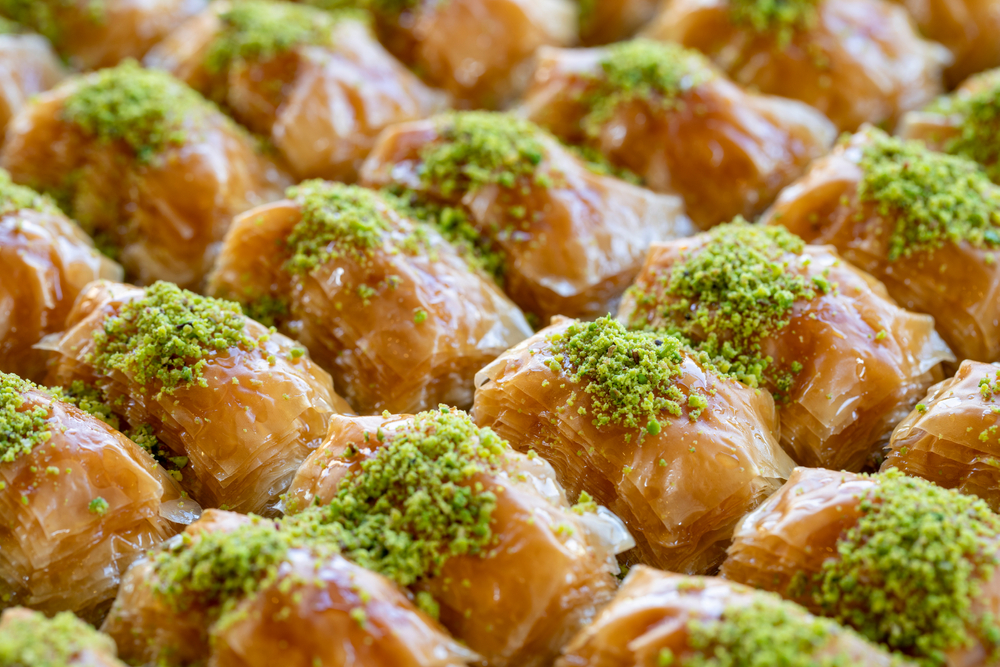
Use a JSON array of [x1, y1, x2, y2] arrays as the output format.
[[0, 61, 291, 290], [102, 509, 477, 667], [283, 408, 628, 667], [721, 468, 1000, 666], [359, 111, 693, 322], [618, 222, 952, 471], [0, 172, 121, 382], [309, 0, 577, 108], [0, 607, 126, 667], [0, 20, 64, 139], [0, 372, 186, 621], [207, 182, 531, 415], [767, 127, 1000, 363], [557, 566, 912, 667], [43, 280, 353, 515], [472, 315, 796, 573], [518, 39, 836, 229], [643, 0, 949, 132], [0, 0, 206, 70], [883, 360, 1000, 512], [146, 1, 448, 182]]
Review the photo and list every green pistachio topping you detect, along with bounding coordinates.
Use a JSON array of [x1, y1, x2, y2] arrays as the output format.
[[627, 221, 817, 394], [0, 16, 23, 34], [288, 408, 505, 586], [729, 0, 819, 41], [683, 594, 869, 667], [0, 0, 104, 45], [420, 112, 549, 197], [0, 372, 51, 463], [858, 130, 1000, 260], [62, 61, 215, 164], [205, 1, 343, 73], [0, 169, 60, 219], [934, 72, 1000, 183], [285, 181, 395, 274], [303, 0, 416, 16], [91, 281, 257, 396], [584, 40, 712, 135], [981, 368, 1000, 400], [0, 608, 119, 667], [549, 316, 699, 435], [52, 380, 119, 429], [814, 470, 1000, 665]]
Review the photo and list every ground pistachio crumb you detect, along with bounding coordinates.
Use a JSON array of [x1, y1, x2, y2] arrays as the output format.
[[284, 407, 506, 586], [240, 294, 290, 328], [857, 129, 1000, 260], [52, 380, 119, 429], [302, 0, 416, 16], [980, 368, 1000, 400], [0, 0, 104, 45], [0, 169, 61, 219], [0, 608, 118, 666], [88, 496, 109, 515], [729, 0, 820, 43], [205, 1, 347, 73], [812, 469, 1000, 665], [628, 220, 816, 396], [420, 112, 550, 196], [91, 281, 257, 397], [285, 181, 395, 274], [62, 60, 216, 164], [0, 372, 53, 464], [583, 40, 713, 135], [549, 316, 699, 436], [571, 490, 597, 515], [931, 71, 1000, 183]]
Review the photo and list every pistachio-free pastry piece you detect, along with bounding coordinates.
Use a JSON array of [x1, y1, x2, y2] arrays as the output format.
[[720, 467, 1000, 666], [0, 0, 207, 70], [0, 173, 122, 383], [0, 20, 65, 139], [618, 222, 952, 471], [359, 111, 694, 322], [0, 372, 187, 622], [284, 409, 627, 667], [642, 0, 949, 132], [887, 0, 1000, 86], [577, 0, 659, 45], [899, 69, 1000, 184], [102, 509, 479, 667], [882, 360, 1000, 512], [145, 1, 448, 182], [472, 315, 796, 573], [518, 39, 837, 229], [556, 566, 914, 667], [308, 0, 576, 108], [766, 127, 1000, 363], [42, 280, 353, 515], [0, 607, 126, 667], [207, 181, 532, 415], [0, 61, 291, 291]]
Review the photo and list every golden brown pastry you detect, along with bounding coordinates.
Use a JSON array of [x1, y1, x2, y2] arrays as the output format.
[[887, 0, 1000, 86], [766, 127, 1000, 363], [643, 0, 949, 132], [0, 172, 121, 382], [0, 0, 207, 70], [359, 111, 694, 322], [0, 607, 126, 667], [577, 0, 659, 45], [207, 181, 532, 415], [518, 39, 837, 229], [145, 1, 449, 182], [557, 566, 913, 667], [720, 467, 1000, 667], [882, 360, 1000, 511], [0, 61, 291, 290], [284, 408, 628, 667], [899, 68, 1000, 183], [42, 280, 353, 515], [0, 372, 187, 621], [472, 315, 796, 573], [308, 0, 577, 108], [0, 21, 64, 139], [617, 222, 952, 472], [102, 509, 478, 667]]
